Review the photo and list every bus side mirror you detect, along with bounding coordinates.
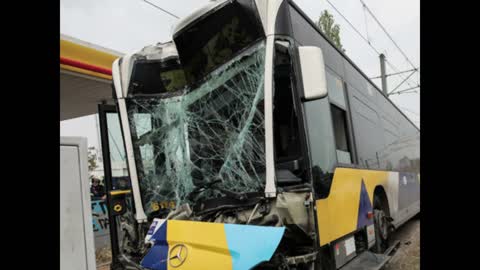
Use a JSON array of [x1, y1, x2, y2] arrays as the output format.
[[298, 46, 328, 100]]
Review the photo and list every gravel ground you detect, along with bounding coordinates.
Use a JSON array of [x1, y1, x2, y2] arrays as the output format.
[[97, 264, 110, 270], [384, 216, 420, 270], [96, 246, 112, 270]]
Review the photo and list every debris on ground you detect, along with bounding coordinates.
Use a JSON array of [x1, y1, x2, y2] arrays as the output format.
[[96, 246, 112, 269], [96, 264, 110, 270], [384, 217, 420, 270]]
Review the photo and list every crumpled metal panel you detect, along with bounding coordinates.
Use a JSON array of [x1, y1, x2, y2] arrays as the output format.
[[141, 219, 285, 270], [276, 192, 313, 234]]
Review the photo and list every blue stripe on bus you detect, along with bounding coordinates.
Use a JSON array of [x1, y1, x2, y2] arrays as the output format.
[[357, 179, 374, 229], [224, 224, 285, 270], [141, 221, 168, 270]]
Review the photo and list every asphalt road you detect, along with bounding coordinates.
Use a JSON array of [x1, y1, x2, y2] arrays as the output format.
[[384, 216, 420, 270]]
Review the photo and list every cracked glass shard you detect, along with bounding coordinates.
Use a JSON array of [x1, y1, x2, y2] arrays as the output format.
[[126, 41, 267, 215]]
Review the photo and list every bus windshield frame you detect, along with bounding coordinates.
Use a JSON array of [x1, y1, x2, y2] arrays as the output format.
[[173, 0, 265, 86]]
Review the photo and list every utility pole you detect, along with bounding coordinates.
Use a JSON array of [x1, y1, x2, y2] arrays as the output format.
[[379, 53, 387, 96]]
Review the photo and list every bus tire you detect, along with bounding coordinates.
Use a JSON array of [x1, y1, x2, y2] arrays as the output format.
[[373, 196, 389, 253]]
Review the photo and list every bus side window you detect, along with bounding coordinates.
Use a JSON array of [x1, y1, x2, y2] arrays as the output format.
[[273, 41, 301, 162], [272, 40, 307, 185], [331, 104, 352, 164]]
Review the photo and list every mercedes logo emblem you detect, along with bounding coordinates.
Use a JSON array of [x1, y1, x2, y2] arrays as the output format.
[[169, 244, 188, 268]]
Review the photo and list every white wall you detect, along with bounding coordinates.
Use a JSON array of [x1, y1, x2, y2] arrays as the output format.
[[61, 137, 96, 270]]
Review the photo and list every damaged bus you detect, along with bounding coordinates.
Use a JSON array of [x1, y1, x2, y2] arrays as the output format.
[[97, 0, 420, 269]]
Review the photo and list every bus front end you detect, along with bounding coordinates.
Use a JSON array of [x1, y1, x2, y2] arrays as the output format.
[[110, 1, 318, 269]]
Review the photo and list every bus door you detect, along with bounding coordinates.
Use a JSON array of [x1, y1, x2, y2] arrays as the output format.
[[98, 103, 133, 268]]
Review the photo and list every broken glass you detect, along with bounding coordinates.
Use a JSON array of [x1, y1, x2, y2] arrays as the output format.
[[126, 41, 267, 216]]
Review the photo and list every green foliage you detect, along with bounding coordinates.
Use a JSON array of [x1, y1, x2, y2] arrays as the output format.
[[88, 147, 98, 172], [317, 10, 345, 52]]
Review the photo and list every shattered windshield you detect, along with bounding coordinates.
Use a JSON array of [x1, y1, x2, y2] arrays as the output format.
[[174, 1, 263, 85], [126, 41, 266, 216]]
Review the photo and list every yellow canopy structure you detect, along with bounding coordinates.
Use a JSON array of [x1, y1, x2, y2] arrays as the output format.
[[60, 34, 123, 121]]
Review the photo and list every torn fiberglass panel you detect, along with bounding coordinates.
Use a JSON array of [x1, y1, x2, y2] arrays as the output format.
[[126, 41, 267, 215]]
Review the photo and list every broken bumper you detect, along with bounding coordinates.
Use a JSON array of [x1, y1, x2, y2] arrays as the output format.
[[141, 219, 285, 270]]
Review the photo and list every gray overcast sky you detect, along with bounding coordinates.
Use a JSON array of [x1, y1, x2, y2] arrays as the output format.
[[60, 0, 419, 148]]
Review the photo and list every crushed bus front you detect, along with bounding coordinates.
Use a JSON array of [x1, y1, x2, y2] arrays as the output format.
[[141, 219, 285, 270]]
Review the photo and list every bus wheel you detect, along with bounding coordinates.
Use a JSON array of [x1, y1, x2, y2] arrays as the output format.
[[372, 192, 391, 253], [373, 208, 389, 253]]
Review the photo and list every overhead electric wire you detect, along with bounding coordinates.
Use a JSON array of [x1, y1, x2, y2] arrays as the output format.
[[142, 0, 180, 19], [390, 90, 417, 95], [362, 4, 371, 44], [325, 0, 381, 55], [370, 68, 417, 79], [359, 0, 420, 89], [385, 60, 419, 90], [388, 70, 416, 95], [389, 86, 419, 95], [324, 0, 419, 92], [359, 0, 418, 73]]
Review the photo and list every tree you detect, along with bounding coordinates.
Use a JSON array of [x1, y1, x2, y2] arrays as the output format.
[[88, 147, 98, 172], [316, 10, 345, 52]]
